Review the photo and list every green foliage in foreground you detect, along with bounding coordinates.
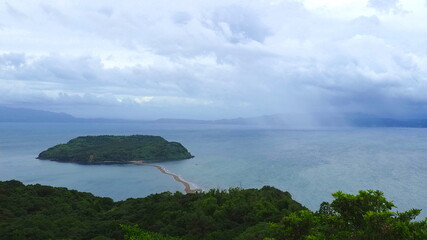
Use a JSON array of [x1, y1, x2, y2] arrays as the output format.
[[124, 190, 427, 240], [1, 180, 426, 240], [121, 225, 183, 240], [37, 135, 193, 162], [274, 190, 427, 240], [0, 180, 303, 240]]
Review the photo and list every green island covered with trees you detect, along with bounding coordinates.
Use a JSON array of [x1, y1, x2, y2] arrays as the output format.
[[0, 180, 426, 240], [37, 135, 193, 163]]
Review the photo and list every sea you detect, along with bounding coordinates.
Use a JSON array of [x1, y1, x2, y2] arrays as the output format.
[[1, 122, 426, 218]]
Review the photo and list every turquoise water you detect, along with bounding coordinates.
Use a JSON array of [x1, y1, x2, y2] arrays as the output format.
[[1, 123, 426, 217]]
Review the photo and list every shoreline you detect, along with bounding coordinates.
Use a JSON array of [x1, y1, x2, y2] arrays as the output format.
[[131, 160, 202, 194]]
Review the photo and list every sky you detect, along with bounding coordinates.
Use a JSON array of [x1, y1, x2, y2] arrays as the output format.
[[1, 0, 427, 120]]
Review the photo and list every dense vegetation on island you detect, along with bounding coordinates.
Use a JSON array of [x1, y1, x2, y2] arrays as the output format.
[[1, 181, 426, 240], [37, 135, 193, 163]]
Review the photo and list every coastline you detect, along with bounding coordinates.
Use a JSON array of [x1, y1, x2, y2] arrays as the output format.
[[131, 160, 202, 194], [37, 157, 202, 194]]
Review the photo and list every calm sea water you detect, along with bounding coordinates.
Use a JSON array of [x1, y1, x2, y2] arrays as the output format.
[[1, 122, 426, 217]]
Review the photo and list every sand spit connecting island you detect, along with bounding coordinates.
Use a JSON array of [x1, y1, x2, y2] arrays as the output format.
[[37, 135, 202, 194], [131, 161, 202, 194]]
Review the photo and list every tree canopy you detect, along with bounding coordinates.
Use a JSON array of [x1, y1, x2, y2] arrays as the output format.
[[37, 135, 193, 163], [1, 180, 426, 240]]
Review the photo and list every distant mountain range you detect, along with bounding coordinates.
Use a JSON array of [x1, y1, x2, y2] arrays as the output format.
[[156, 114, 427, 128], [0, 106, 77, 122], [0, 106, 137, 123], [1, 106, 427, 128]]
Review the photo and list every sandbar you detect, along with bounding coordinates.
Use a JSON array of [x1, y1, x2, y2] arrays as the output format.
[[132, 160, 202, 194]]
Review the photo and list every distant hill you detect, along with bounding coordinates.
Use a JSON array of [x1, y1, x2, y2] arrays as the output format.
[[0, 106, 76, 122], [154, 114, 427, 128], [346, 114, 427, 128], [154, 115, 293, 126], [0, 106, 142, 123]]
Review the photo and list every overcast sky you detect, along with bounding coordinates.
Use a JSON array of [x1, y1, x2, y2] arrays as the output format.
[[1, 0, 427, 120]]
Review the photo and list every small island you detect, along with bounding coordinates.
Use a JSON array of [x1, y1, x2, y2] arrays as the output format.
[[38, 135, 193, 163]]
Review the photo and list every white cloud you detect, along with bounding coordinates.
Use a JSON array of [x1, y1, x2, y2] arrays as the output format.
[[368, 0, 400, 12], [0, 0, 427, 119]]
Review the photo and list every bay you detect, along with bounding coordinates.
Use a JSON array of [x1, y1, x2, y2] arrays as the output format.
[[1, 122, 426, 218]]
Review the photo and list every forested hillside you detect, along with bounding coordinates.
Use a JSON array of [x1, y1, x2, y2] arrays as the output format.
[[38, 135, 193, 163], [0, 180, 303, 239], [1, 180, 426, 240]]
